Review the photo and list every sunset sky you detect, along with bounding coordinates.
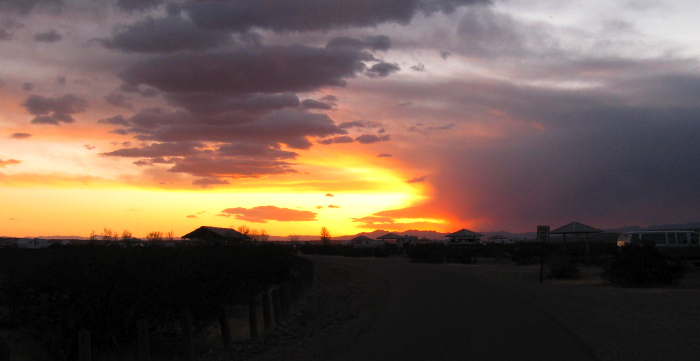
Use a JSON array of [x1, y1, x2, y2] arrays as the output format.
[[1, 0, 700, 238]]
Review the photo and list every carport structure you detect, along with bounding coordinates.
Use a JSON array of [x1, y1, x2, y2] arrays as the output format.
[[550, 221, 603, 256]]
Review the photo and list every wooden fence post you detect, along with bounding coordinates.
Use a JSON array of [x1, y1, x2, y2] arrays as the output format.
[[262, 291, 273, 334], [180, 311, 195, 361], [219, 306, 232, 350], [249, 295, 259, 340], [271, 288, 282, 327], [78, 328, 91, 361], [137, 319, 151, 361]]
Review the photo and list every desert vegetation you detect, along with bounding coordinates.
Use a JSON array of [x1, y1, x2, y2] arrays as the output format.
[[0, 244, 311, 360]]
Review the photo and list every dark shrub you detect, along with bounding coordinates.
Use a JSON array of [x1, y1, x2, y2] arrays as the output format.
[[0, 245, 305, 360], [547, 253, 580, 279], [406, 243, 446, 263], [602, 243, 684, 287]]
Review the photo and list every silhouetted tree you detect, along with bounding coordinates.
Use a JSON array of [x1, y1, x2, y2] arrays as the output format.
[[321, 227, 331, 246]]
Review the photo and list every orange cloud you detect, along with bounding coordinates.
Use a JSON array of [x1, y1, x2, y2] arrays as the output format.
[[220, 205, 317, 223], [0, 159, 21, 167]]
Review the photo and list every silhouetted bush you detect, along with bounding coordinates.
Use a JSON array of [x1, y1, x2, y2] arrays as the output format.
[[0, 245, 307, 360], [601, 243, 684, 287], [546, 253, 580, 279], [406, 243, 446, 263]]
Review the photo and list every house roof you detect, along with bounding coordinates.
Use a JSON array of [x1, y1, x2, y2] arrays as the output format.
[[445, 229, 484, 238], [182, 226, 249, 239], [550, 222, 603, 234], [377, 232, 404, 239], [350, 235, 374, 242]]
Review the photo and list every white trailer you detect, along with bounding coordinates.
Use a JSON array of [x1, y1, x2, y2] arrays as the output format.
[[17, 238, 50, 249]]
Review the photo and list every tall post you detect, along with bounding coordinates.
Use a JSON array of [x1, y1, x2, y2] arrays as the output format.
[[262, 291, 273, 334], [249, 295, 259, 340], [219, 306, 232, 350]]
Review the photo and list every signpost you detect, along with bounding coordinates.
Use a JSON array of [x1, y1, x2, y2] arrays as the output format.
[[537, 226, 550, 283]]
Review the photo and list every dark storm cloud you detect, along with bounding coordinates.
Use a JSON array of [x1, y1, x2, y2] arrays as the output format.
[[22, 94, 87, 125], [168, 157, 298, 178], [33, 30, 61, 42], [392, 70, 700, 230], [100, 16, 231, 53], [0, 0, 62, 15], [119, 45, 373, 95], [326, 35, 391, 51], [115, 0, 163, 12], [165, 93, 300, 116], [366, 62, 401, 78], [217, 142, 298, 159], [355, 134, 390, 144], [184, 0, 490, 33], [301, 99, 333, 110], [119, 109, 346, 150], [220, 206, 317, 223]]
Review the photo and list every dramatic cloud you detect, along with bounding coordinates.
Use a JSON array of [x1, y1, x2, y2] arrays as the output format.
[[338, 120, 383, 129], [120, 45, 375, 95], [33, 30, 61, 42], [0, 159, 21, 167], [101, 142, 205, 158], [301, 99, 333, 110], [9, 133, 31, 139], [318, 135, 354, 145], [22, 94, 88, 125], [104, 93, 133, 109], [184, 0, 490, 33], [100, 16, 231, 53], [220, 205, 317, 223], [355, 134, 390, 144], [366, 62, 401, 78]]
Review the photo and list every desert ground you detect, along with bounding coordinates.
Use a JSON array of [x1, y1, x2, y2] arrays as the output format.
[[219, 256, 700, 361]]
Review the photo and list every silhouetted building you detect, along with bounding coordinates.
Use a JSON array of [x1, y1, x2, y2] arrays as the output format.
[[181, 226, 251, 246], [444, 229, 483, 244]]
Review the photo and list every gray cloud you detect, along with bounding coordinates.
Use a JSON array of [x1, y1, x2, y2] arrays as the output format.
[[220, 205, 317, 223], [318, 135, 354, 145], [33, 30, 61, 42], [104, 93, 133, 109], [355, 134, 390, 144], [301, 99, 333, 110], [119, 45, 374, 95], [185, 0, 490, 33], [22, 94, 88, 125], [115, 0, 163, 12], [100, 15, 231, 53], [9, 132, 32, 139], [0, 0, 63, 15], [326, 35, 391, 51], [366, 62, 401, 78]]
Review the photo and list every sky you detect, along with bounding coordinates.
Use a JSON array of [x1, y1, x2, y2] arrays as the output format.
[[1, 0, 700, 238]]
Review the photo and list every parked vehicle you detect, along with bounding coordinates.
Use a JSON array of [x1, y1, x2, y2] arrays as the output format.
[[617, 230, 700, 260]]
